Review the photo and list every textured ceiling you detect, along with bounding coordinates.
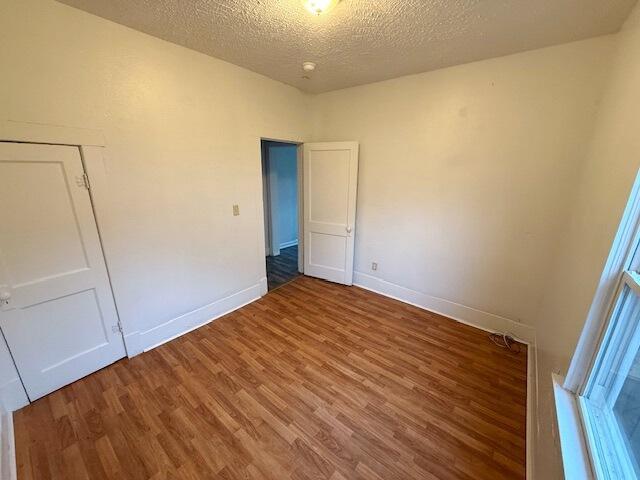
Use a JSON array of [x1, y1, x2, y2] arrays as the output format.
[[56, 0, 637, 93]]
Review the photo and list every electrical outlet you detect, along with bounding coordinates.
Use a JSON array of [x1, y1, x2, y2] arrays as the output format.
[[232, 204, 240, 216], [371, 262, 378, 271]]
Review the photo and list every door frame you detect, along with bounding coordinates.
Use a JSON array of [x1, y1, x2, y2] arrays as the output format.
[[260, 137, 304, 276], [261, 141, 280, 257], [302, 141, 359, 286], [0, 121, 131, 355]]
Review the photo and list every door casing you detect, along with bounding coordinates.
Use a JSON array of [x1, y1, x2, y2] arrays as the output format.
[[0, 139, 128, 400], [259, 138, 359, 286], [260, 138, 304, 273]]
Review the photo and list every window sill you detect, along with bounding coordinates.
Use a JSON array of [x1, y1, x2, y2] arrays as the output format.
[[553, 373, 595, 480]]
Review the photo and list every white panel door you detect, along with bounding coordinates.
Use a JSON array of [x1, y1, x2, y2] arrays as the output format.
[[303, 142, 359, 285], [0, 142, 126, 401]]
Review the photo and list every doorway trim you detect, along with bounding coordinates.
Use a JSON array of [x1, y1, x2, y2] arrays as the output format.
[[259, 137, 304, 283], [0, 121, 134, 354], [0, 120, 105, 146]]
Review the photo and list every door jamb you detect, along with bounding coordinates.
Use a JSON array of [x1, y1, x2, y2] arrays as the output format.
[[261, 141, 273, 256], [265, 145, 281, 257], [259, 137, 304, 279], [297, 144, 303, 274]]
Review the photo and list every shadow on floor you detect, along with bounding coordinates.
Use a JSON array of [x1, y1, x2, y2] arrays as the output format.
[[266, 245, 300, 291]]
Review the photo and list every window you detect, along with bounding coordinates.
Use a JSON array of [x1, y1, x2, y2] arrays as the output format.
[[576, 191, 640, 479]]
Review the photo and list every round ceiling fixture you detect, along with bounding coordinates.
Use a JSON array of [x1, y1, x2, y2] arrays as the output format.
[[301, 0, 340, 15], [302, 62, 316, 72]]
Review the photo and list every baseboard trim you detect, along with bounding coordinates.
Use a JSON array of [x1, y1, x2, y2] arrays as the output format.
[[279, 240, 298, 249], [123, 330, 143, 357], [139, 282, 263, 353], [259, 276, 268, 296], [0, 380, 28, 414], [0, 408, 16, 480], [353, 271, 536, 344]]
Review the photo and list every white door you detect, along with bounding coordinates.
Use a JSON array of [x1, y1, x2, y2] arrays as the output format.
[[0, 142, 126, 401], [303, 142, 359, 285]]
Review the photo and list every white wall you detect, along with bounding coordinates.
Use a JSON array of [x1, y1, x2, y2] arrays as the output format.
[[269, 144, 299, 248], [534, 5, 640, 479], [0, 0, 312, 359], [537, 5, 640, 369], [311, 37, 615, 332]]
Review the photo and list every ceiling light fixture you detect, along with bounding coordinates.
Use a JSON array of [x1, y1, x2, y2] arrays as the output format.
[[302, 62, 316, 80], [302, 62, 316, 72], [301, 0, 340, 16]]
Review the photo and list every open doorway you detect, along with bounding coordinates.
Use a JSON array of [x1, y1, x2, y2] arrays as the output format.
[[261, 140, 302, 291]]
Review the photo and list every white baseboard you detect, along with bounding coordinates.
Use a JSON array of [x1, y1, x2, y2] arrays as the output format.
[[0, 408, 16, 480], [122, 330, 143, 357], [279, 239, 298, 249], [138, 282, 264, 353], [0, 380, 28, 414], [353, 271, 536, 343], [259, 276, 268, 296]]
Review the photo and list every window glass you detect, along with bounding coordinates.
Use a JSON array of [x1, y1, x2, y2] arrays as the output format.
[[581, 277, 640, 479], [613, 345, 640, 475]]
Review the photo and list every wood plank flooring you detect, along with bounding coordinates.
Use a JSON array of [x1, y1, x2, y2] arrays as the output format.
[[15, 276, 527, 480], [266, 245, 300, 291]]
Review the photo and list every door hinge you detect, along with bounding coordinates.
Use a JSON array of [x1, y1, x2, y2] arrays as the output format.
[[112, 323, 122, 334], [76, 173, 91, 190]]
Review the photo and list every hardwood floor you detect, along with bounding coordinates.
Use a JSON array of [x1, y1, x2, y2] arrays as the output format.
[[266, 245, 300, 291], [15, 276, 527, 480]]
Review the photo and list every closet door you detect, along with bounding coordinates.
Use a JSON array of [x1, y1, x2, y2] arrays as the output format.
[[0, 142, 126, 400]]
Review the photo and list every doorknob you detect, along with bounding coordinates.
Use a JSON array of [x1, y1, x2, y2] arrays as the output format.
[[346, 226, 352, 234]]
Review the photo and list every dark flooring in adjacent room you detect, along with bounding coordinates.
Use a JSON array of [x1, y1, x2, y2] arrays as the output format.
[[266, 245, 300, 291], [15, 276, 528, 480]]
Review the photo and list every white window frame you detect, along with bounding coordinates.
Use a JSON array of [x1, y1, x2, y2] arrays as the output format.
[[579, 271, 640, 479], [561, 169, 640, 479]]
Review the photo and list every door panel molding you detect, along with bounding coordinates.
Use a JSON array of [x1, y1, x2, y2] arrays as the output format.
[[303, 142, 359, 286], [0, 142, 126, 401]]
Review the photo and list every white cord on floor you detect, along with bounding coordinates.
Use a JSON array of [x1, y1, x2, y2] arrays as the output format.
[[489, 332, 522, 354]]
